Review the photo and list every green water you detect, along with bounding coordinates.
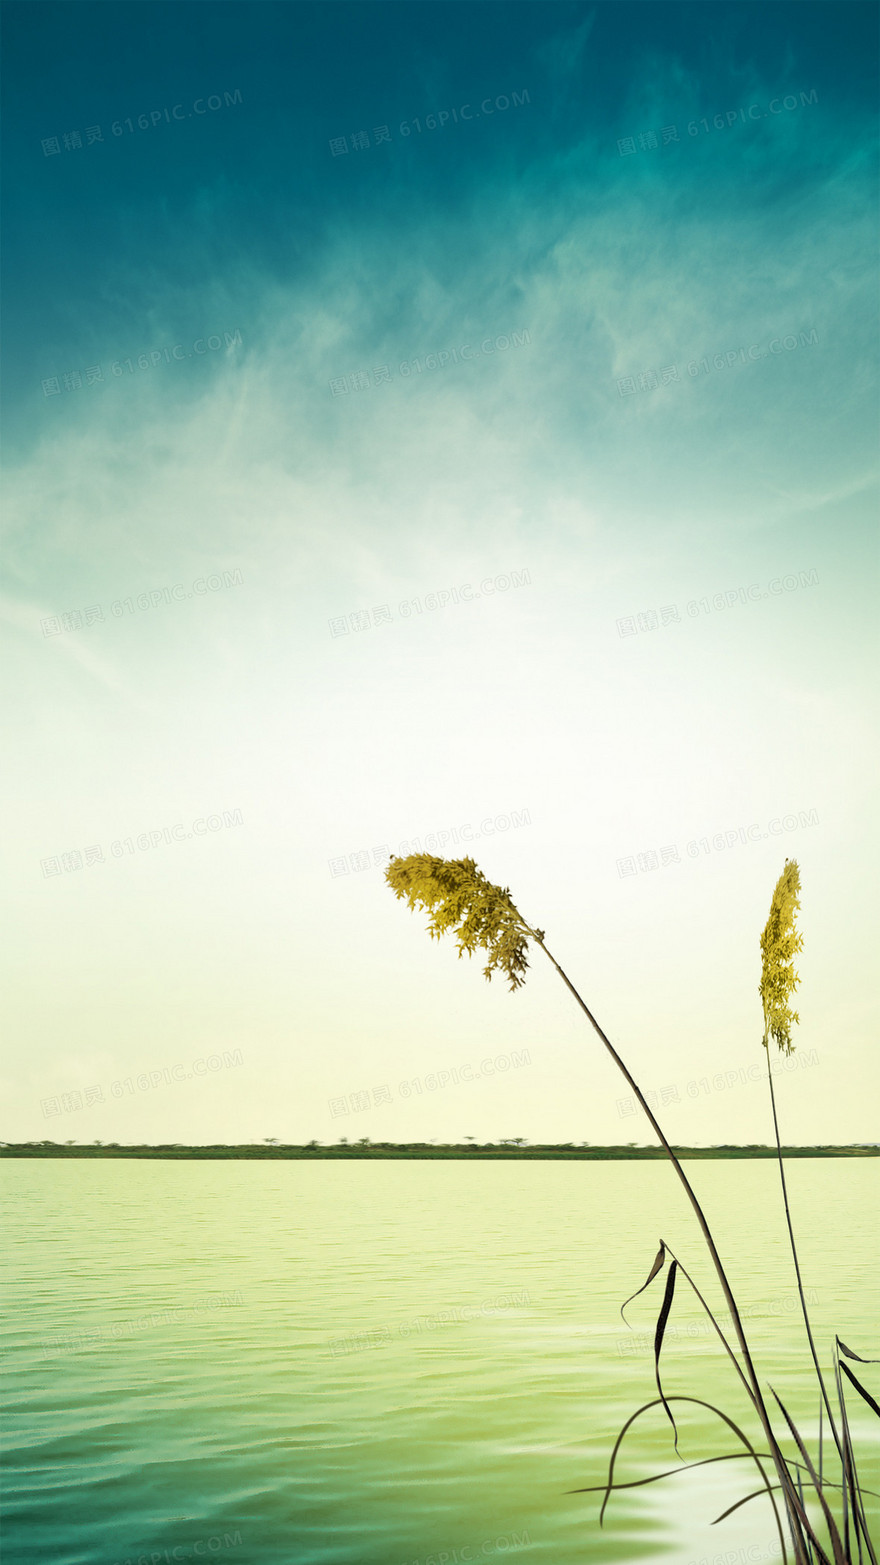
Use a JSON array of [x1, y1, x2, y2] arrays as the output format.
[[2, 1159, 878, 1565]]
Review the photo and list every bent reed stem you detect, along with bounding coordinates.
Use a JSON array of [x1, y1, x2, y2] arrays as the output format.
[[530, 930, 816, 1563]]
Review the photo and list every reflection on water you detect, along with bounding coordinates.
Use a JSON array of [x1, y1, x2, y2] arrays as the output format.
[[2, 1159, 877, 1565]]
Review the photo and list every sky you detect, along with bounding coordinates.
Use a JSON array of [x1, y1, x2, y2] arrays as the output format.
[[1, 0, 878, 1149]]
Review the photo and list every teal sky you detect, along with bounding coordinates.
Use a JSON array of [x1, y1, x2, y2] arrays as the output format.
[[1, 0, 878, 1147]]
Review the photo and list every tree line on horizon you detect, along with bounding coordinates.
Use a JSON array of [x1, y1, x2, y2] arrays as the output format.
[[2, 1138, 877, 1157]]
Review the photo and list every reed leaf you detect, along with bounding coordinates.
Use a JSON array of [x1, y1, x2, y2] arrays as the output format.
[[838, 1362, 880, 1421], [661, 1243, 753, 1400], [835, 1343, 879, 1561], [593, 1393, 788, 1558], [712, 1486, 785, 1525], [710, 1470, 880, 1527], [620, 1241, 666, 1323], [654, 1258, 680, 1453], [770, 1387, 846, 1565], [570, 1460, 878, 1503], [837, 1338, 880, 1366], [568, 1448, 776, 1496]]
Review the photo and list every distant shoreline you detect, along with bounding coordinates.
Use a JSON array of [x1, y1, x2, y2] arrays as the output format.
[[2, 1143, 878, 1160]]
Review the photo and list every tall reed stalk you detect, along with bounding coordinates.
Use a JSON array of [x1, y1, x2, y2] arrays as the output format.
[[385, 853, 877, 1563]]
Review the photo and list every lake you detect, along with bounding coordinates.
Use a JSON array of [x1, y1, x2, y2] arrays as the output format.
[[2, 1159, 878, 1565]]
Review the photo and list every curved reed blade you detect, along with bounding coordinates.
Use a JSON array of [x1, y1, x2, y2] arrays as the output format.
[[836, 1338, 879, 1365], [570, 1457, 878, 1501], [769, 1386, 846, 1565], [620, 1241, 666, 1324], [712, 1485, 782, 1524], [835, 1353, 880, 1562], [598, 1398, 654, 1528], [833, 1352, 870, 1565], [833, 1333, 876, 1565], [654, 1259, 680, 1453], [568, 1449, 775, 1495], [707, 1472, 880, 1525], [593, 1393, 789, 1561], [838, 1361, 880, 1421]]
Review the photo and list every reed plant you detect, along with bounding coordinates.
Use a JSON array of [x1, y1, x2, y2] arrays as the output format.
[[385, 853, 878, 1563]]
